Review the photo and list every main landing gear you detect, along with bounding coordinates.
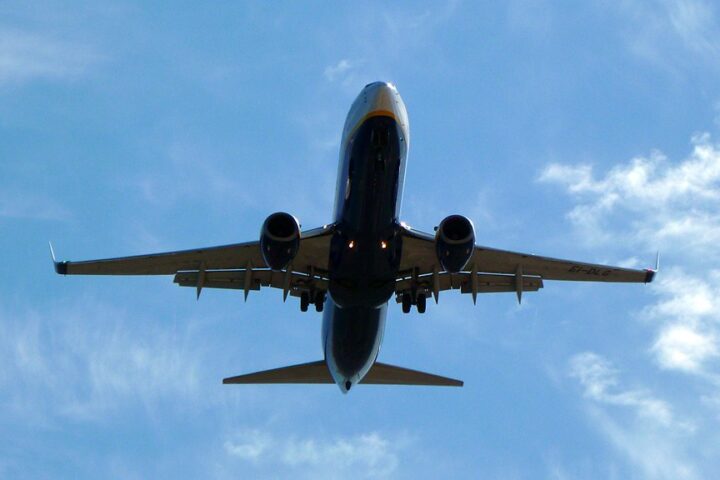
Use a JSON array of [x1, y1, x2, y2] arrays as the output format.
[[401, 292, 427, 314], [300, 291, 325, 313]]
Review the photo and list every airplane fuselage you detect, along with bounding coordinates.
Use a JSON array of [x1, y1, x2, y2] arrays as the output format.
[[322, 82, 410, 392], [52, 81, 656, 392]]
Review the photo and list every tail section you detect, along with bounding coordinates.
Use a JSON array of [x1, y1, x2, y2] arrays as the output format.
[[223, 361, 332, 384], [362, 362, 463, 386], [223, 360, 463, 387]]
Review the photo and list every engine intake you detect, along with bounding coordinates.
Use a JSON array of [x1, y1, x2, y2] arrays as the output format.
[[260, 212, 300, 270], [435, 215, 475, 273]]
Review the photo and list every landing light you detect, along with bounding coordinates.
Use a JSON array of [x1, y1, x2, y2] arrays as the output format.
[[348, 240, 355, 249], [380, 241, 387, 249]]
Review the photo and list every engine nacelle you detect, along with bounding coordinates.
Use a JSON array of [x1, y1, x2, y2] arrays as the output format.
[[260, 212, 301, 270], [435, 215, 475, 273]]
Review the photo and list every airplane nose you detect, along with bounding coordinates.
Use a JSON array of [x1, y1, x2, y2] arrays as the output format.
[[341, 80, 409, 147], [364, 81, 396, 90], [363, 82, 397, 116]]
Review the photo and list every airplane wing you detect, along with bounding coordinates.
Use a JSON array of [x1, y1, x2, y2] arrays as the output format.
[[54, 225, 334, 298], [396, 225, 654, 302]]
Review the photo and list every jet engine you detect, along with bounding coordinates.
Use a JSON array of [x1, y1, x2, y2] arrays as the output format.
[[435, 215, 475, 273], [260, 212, 301, 270]]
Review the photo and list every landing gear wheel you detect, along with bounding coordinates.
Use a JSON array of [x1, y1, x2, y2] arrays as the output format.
[[314, 292, 325, 312], [416, 294, 426, 314], [402, 293, 412, 314], [300, 292, 309, 312]]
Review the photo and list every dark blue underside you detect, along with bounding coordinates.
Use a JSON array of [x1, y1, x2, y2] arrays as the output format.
[[329, 115, 404, 308], [323, 115, 405, 386]]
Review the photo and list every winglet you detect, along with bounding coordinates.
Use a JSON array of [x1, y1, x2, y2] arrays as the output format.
[[644, 251, 659, 283], [49, 242, 68, 275]]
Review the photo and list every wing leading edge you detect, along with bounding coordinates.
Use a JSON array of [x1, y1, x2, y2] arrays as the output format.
[[54, 225, 333, 275], [53, 225, 335, 301], [397, 225, 655, 301]]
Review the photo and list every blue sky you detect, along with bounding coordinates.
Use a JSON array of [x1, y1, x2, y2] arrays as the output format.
[[2, 1, 720, 478]]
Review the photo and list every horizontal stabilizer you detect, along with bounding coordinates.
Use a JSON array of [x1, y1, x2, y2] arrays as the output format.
[[223, 360, 333, 384], [361, 362, 463, 387], [223, 361, 462, 387]]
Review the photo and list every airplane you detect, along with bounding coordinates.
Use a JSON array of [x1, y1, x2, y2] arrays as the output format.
[[52, 81, 656, 393]]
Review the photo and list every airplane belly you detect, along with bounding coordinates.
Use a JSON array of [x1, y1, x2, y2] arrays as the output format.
[[323, 300, 386, 391], [328, 115, 404, 308], [321, 83, 409, 393], [334, 116, 404, 227]]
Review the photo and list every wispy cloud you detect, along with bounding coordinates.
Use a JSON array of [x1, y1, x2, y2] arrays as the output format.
[[666, 0, 720, 58], [549, 126, 720, 476], [0, 299, 204, 424], [0, 189, 72, 221], [321, 58, 369, 95], [604, 0, 720, 73], [0, 27, 100, 86], [569, 352, 698, 479], [570, 352, 678, 427], [123, 140, 258, 211], [323, 58, 357, 82], [588, 407, 698, 480], [224, 429, 404, 479]]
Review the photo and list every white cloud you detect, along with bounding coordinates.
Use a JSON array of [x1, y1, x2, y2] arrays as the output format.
[[653, 324, 718, 372], [224, 429, 402, 479], [323, 59, 354, 82], [323, 58, 367, 89], [643, 268, 720, 375], [569, 352, 676, 427], [543, 131, 720, 376], [224, 429, 272, 462], [569, 352, 698, 479], [539, 133, 720, 252], [0, 27, 99, 86], [547, 130, 720, 479], [646, 268, 716, 319]]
